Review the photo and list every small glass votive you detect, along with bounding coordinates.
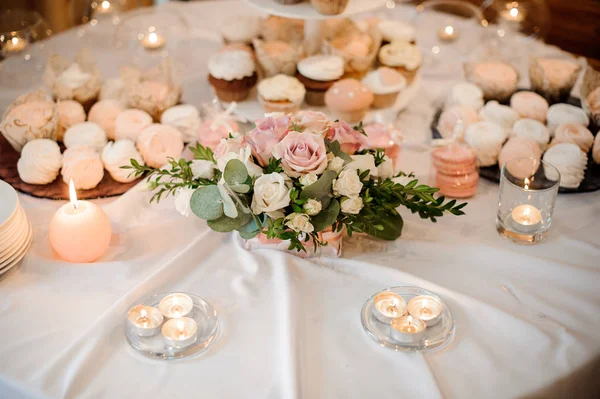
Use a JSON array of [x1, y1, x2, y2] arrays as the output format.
[[496, 157, 560, 244], [158, 293, 193, 318], [372, 292, 407, 324], [407, 295, 443, 326], [162, 317, 198, 348], [127, 305, 163, 337], [390, 315, 426, 344]]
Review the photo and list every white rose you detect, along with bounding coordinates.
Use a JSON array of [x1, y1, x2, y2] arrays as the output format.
[[251, 173, 292, 219], [340, 196, 364, 214], [285, 212, 314, 233], [392, 175, 415, 186], [377, 156, 394, 180], [343, 154, 378, 178], [214, 138, 263, 177], [327, 156, 346, 174], [333, 169, 363, 198], [174, 187, 194, 217], [303, 199, 322, 216], [191, 160, 216, 180], [299, 173, 318, 186]]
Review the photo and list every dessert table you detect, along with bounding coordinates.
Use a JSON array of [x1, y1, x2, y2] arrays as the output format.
[[1, 1, 599, 398]]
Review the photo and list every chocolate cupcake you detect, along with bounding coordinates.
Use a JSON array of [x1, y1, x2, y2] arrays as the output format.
[[296, 55, 345, 106], [208, 50, 258, 102]]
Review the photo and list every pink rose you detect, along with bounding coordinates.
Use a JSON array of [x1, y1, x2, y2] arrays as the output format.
[[272, 131, 328, 177], [291, 111, 330, 136], [197, 119, 239, 150], [326, 120, 367, 154], [363, 123, 402, 167], [247, 114, 290, 166]]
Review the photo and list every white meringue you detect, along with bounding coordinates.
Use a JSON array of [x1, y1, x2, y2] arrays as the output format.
[[102, 140, 144, 183], [63, 122, 108, 152], [437, 105, 479, 139], [61, 145, 104, 190], [160, 104, 201, 143], [17, 139, 63, 185], [88, 100, 125, 140], [136, 124, 184, 168], [99, 78, 126, 104], [509, 91, 548, 122], [445, 82, 484, 110], [511, 119, 550, 151], [552, 124, 594, 153], [57, 63, 92, 90], [546, 104, 589, 135], [114, 109, 153, 141], [464, 121, 506, 166], [56, 100, 86, 141], [478, 101, 519, 135], [543, 142, 587, 188]]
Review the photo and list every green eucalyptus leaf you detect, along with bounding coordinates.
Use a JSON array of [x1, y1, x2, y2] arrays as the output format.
[[325, 140, 352, 163], [369, 214, 404, 240], [190, 185, 224, 221], [207, 210, 252, 233], [237, 218, 261, 239], [311, 199, 340, 232], [223, 159, 249, 186], [230, 183, 250, 194], [299, 170, 336, 209]]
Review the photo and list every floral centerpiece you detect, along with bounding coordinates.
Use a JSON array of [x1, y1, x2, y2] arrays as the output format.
[[126, 112, 466, 254]]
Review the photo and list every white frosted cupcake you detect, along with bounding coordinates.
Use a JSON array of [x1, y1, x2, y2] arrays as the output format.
[[543, 142, 587, 188], [552, 124, 594, 153], [296, 55, 345, 106], [56, 100, 86, 141], [464, 61, 519, 102], [160, 104, 201, 143], [509, 91, 549, 122], [136, 124, 184, 168], [546, 104, 589, 135], [61, 145, 104, 190], [464, 121, 506, 166], [208, 50, 258, 102], [88, 100, 125, 141], [257, 74, 306, 113], [17, 139, 62, 185], [378, 41, 421, 85], [102, 139, 144, 183], [511, 119, 550, 151], [437, 105, 479, 139], [377, 20, 415, 44], [445, 82, 484, 111], [478, 101, 519, 134], [114, 109, 153, 141], [63, 122, 108, 152], [361, 67, 406, 108]]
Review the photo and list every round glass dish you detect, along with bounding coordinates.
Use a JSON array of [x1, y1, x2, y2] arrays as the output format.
[[361, 286, 454, 352], [124, 292, 219, 360]]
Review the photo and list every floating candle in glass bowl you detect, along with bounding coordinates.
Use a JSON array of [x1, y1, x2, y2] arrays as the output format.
[[162, 317, 198, 348], [390, 315, 426, 344], [158, 293, 193, 318], [509, 204, 542, 233], [372, 292, 407, 324], [407, 295, 443, 326], [127, 305, 163, 337]]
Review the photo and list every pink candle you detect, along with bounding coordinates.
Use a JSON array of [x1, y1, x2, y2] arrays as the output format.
[[49, 180, 112, 263]]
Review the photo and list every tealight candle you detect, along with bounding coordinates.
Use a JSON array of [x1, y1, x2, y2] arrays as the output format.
[[3, 37, 28, 54], [500, 6, 526, 22], [510, 204, 542, 233], [390, 315, 426, 344], [141, 31, 166, 51], [93, 0, 113, 15], [158, 293, 193, 318], [438, 25, 458, 42], [372, 292, 407, 324], [127, 305, 164, 337], [407, 295, 443, 326], [162, 317, 198, 348], [49, 180, 112, 263]]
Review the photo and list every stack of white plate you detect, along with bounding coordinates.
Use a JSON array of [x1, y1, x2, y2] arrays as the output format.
[[0, 180, 32, 276]]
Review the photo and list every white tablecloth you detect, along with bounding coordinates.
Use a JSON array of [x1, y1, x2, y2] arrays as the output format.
[[1, 2, 599, 399]]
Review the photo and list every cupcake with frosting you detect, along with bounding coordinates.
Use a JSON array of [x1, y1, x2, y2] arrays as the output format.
[[61, 145, 105, 190], [323, 29, 381, 80], [257, 74, 306, 114], [498, 137, 542, 170], [115, 109, 153, 142], [102, 139, 144, 183], [464, 121, 506, 166], [160, 104, 201, 143], [529, 57, 581, 103], [464, 61, 519, 102], [325, 79, 373, 123], [88, 100, 125, 141], [361, 67, 406, 108], [546, 104, 589, 135], [378, 41, 421, 85], [551, 124, 594, 153], [56, 100, 86, 141], [261, 16, 304, 45], [221, 16, 261, 45], [136, 124, 184, 168], [310, 0, 349, 16], [511, 119, 550, 151], [543, 142, 587, 188], [445, 82, 484, 111], [437, 105, 479, 140], [478, 101, 519, 133], [377, 20, 416, 45], [509, 91, 549, 123], [208, 50, 258, 102], [63, 122, 108, 153], [17, 139, 63, 185], [253, 39, 300, 77], [297, 55, 345, 106]]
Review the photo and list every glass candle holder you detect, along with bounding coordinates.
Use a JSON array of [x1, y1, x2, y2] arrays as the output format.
[[496, 157, 559, 244]]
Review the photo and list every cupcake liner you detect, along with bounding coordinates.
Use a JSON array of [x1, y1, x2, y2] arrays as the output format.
[[275, 0, 303, 3], [213, 88, 252, 103], [322, 27, 381, 77], [310, 0, 349, 16], [580, 65, 600, 126], [305, 90, 327, 106], [253, 39, 300, 77], [44, 49, 101, 104], [330, 108, 367, 124], [529, 57, 581, 104], [371, 92, 400, 109]]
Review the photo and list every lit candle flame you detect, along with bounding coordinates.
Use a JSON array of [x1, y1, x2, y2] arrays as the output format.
[[524, 177, 530, 190], [69, 179, 78, 210], [509, 7, 519, 18], [444, 25, 454, 35], [177, 320, 185, 339], [141, 309, 147, 318], [148, 32, 158, 44], [101, 1, 110, 10], [407, 315, 413, 326], [11, 37, 18, 45]]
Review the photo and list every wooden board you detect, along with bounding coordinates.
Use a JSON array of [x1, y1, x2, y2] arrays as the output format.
[[0, 134, 141, 200]]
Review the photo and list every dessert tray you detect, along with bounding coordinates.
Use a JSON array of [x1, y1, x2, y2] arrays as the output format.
[[246, 0, 388, 20]]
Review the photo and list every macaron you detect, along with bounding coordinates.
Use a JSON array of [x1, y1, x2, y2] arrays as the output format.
[[431, 145, 477, 176], [435, 170, 479, 198]]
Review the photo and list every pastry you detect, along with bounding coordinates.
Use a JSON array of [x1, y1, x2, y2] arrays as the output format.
[[479, 101, 519, 133], [102, 139, 144, 183], [431, 145, 478, 198], [551, 124, 594, 153], [261, 16, 304, 45], [136, 124, 184, 168], [296, 55, 345, 106], [63, 122, 108, 152], [592, 132, 600, 163], [498, 137, 542, 170], [511, 119, 550, 151], [99, 78, 126, 104], [310, 0, 349, 16], [208, 50, 258, 102], [0, 90, 58, 152], [546, 104, 589, 135], [361, 67, 406, 108], [253, 39, 300, 77], [509, 91, 549, 122], [323, 29, 381, 79], [17, 139, 62, 185], [324, 79, 373, 123], [114, 109, 153, 141], [435, 169, 479, 199], [464, 121, 506, 166], [445, 82, 484, 111], [363, 123, 402, 164], [437, 105, 479, 140], [542, 142, 587, 189], [198, 119, 239, 150], [257, 74, 306, 113], [56, 100, 86, 141], [529, 57, 581, 103], [88, 100, 125, 141], [464, 61, 519, 102], [61, 145, 104, 190], [377, 20, 416, 45], [160, 104, 201, 143], [378, 41, 421, 85], [221, 16, 261, 45]]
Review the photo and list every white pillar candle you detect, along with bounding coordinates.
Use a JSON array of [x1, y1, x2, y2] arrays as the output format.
[[407, 295, 443, 326], [162, 317, 198, 348], [372, 292, 407, 324], [510, 204, 542, 233], [390, 315, 426, 344], [158, 293, 193, 318], [127, 305, 164, 337]]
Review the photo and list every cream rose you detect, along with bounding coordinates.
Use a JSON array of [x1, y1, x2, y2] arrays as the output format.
[[191, 160, 216, 180], [303, 199, 322, 216], [214, 137, 263, 177], [341, 196, 364, 214], [333, 169, 363, 198], [299, 173, 318, 186], [251, 173, 292, 219], [285, 212, 314, 233], [343, 154, 378, 178], [272, 131, 328, 178], [377, 155, 395, 180], [327, 154, 346, 174]]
